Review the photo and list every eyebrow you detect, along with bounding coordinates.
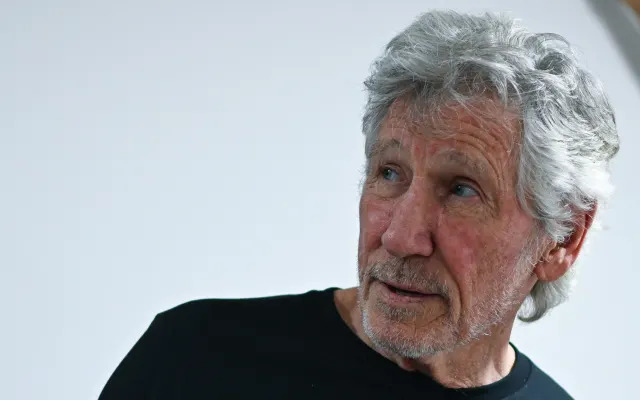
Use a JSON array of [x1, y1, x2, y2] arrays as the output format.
[[367, 138, 491, 180], [439, 149, 489, 177], [367, 138, 402, 160]]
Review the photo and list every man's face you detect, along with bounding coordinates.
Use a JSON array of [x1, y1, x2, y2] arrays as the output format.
[[357, 98, 537, 358]]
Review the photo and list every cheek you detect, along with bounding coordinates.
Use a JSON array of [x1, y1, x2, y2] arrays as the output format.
[[436, 215, 531, 302], [435, 218, 511, 304], [358, 196, 391, 265], [435, 217, 481, 278]]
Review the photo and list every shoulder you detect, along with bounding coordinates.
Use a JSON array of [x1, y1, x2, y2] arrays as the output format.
[[154, 288, 333, 338], [515, 350, 573, 399], [99, 289, 336, 399]]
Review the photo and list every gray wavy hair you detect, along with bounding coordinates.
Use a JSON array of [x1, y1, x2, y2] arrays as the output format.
[[361, 10, 619, 322]]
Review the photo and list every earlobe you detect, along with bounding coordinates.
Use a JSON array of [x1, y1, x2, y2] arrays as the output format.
[[535, 246, 569, 282], [534, 205, 596, 282]]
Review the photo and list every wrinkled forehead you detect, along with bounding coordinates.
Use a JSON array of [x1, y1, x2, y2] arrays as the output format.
[[387, 96, 521, 140], [369, 96, 522, 158]]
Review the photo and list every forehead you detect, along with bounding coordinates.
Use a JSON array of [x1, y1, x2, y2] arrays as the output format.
[[381, 97, 520, 147], [374, 98, 521, 167]]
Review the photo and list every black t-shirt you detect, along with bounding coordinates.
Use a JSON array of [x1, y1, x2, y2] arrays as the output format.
[[99, 287, 572, 399]]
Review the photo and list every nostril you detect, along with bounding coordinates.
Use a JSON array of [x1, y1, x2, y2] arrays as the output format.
[[382, 225, 434, 259]]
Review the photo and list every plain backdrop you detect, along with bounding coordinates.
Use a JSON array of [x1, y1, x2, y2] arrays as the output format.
[[2, 1, 639, 399]]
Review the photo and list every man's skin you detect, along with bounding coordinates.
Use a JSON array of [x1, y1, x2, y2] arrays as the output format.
[[333, 97, 594, 388], [626, 0, 640, 16]]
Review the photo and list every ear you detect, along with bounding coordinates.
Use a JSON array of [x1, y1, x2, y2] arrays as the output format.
[[534, 205, 597, 282]]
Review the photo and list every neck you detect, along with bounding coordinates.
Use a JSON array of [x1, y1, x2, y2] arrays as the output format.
[[334, 287, 517, 388]]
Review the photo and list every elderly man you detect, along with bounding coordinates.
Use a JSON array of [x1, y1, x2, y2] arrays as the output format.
[[100, 10, 618, 399]]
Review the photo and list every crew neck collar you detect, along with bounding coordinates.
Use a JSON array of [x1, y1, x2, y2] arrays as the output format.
[[317, 287, 532, 398]]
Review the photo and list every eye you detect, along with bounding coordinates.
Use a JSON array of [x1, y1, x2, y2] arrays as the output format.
[[381, 166, 401, 182], [451, 183, 479, 198]]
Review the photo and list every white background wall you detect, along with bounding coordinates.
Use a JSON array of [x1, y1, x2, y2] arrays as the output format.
[[2, 1, 639, 399]]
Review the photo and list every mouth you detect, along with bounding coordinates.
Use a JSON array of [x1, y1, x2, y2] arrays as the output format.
[[384, 282, 427, 297], [374, 279, 439, 302]]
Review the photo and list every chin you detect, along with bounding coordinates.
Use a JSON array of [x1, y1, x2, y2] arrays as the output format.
[[359, 289, 460, 359]]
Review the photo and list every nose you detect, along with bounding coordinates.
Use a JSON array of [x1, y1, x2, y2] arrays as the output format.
[[381, 181, 436, 258]]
